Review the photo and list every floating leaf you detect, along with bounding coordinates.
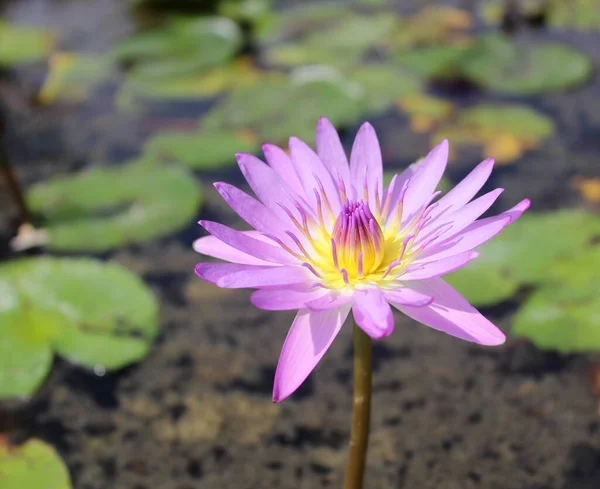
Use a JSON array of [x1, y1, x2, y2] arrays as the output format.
[[203, 66, 364, 144], [144, 129, 259, 170], [38, 53, 112, 104], [397, 94, 454, 133], [434, 104, 554, 164], [460, 33, 592, 94], [0, 21, 55, 66], [393, 44, 471, 78], [0, 438, 71, 488], [219, 0, 273, 22], [113, 17, 242, 79], [572, 176, 600, 204], [27, 160, 202, 252], [513, 246, 600, 352], [446, 210, 600, 306], [348, 64, 421, 114], [390, 6, 472, 49], [0, 257, 159, 399]]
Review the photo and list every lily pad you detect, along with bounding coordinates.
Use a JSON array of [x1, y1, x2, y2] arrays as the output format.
[[393, 44, 471, 78], [112, 17, 242, 79], [27, 160, 202, 252], [38, 53, 112, 104], [434, 104, 554, 164], [460, 33, 592, 94], [203, 66, 364, 144], [348, 65, 422, 114], [0, 257, 159, 399], [513, 246, 600, 352], [446, 210, 600, 305], [219, 0, 273, 22], [144, 129, 259, 170], [0, 21, 55, 66], [0, 438, 71, 488], [397, 94, 455, 133]]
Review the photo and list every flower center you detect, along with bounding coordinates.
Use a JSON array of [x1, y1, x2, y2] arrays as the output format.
[[331, 199, 385, 280]]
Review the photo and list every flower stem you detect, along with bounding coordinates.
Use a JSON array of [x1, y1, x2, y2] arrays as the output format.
[[0, 149, 32, 226], [343, 321, 372, 489]]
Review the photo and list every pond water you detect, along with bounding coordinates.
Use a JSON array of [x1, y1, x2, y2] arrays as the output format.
[[2, 0, 600, 488]]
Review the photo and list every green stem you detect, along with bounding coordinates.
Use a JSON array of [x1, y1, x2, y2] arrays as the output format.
[[343, 321, 372, 489]]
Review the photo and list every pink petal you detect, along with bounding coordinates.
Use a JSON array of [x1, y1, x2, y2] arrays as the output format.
[[429, 158, 494, 220], [195, 263, 310, 288], [352, 286, 394, 339], [262, 143, 306, 197], [251, 285, 328, 310], [193, 235, 273, 266], [349, 122, 383, 211], [392, 278, 506, 345], [381, 286, 433, 306], [237, 152, 304, 221], [316, 117, 350, 189], [199, 220, 298, 264], [422, 198, 530, 261], [417, 188, 504, 246], [402, 140, 448, 225], [306, 289, 354, 311], [273, 305, 351, 402], [289, 136, 341, 215], [401, 251, 479, 280], [214, 183, 292, 243]]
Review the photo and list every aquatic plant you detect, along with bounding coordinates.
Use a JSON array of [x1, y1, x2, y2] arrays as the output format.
[[194, 118, 528, 488]]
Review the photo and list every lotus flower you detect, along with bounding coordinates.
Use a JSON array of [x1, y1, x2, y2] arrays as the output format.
[[194, 118, 529, 402]]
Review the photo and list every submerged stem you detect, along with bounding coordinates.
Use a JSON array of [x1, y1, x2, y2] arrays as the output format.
[[343, 321, 372, 489]]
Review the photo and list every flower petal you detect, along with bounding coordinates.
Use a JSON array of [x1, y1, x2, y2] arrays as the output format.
[[262, 143, 306, 197], [214, 182, 292, 243], [193, 235, 273, 265], [236, 153, 302, 221], [392, 278, 506, 345], [349, 122, 383, 210], [381, 286, 433, 306], [402, 251, 479, 280], [316, 117, 350, 188], [195, 263, 310, 288], [289, 136, 341, 214], [199, 220, 298, 265], [273, 305, 351, 402], [306, 289, 354, 311], [402, 139, 448, 225], [429, 158, 494, 220], [251, 285, 328, 310], [352, 286, 394, 339]]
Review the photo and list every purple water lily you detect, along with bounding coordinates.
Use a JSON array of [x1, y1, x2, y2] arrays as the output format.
[[194, 118, 529, 402]]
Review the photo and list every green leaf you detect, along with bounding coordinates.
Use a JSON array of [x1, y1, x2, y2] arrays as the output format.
[[460, 33, 592, 94], [219, 0, 273, 22], [203, 66, 364, 144], [0, 439, 71, 489], [394, 44, 471, 78], [0, 21, 55, 66], [38, 53, 113, 105], [0, 257, 159, 399], [144, 129, 259, 170], [27, 160, 202, 252], [113, 17, 242, 79], [349, 64, 422, 113]]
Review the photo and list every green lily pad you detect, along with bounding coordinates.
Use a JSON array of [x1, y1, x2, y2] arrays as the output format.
[[434, 104, 554, 164], [203, 66, 364, 144], [38, 53, 112, 104], [0, 21, 55, 66], [460, 33, 592, 94], [445, 210, 600, 305], [144, 129, 259, 170], [0, 257, 159, 399], [112, 17, 242, 79], [0, 438, 71, 488], [27, 160, 202, 252], [348, 64, 422, 113], [513, 246, 600, 352], [393, 44, 471, 78], [219, 0, 273, 22]]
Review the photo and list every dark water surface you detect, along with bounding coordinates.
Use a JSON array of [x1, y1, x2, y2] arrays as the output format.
[[2, 1, 600, 488]]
